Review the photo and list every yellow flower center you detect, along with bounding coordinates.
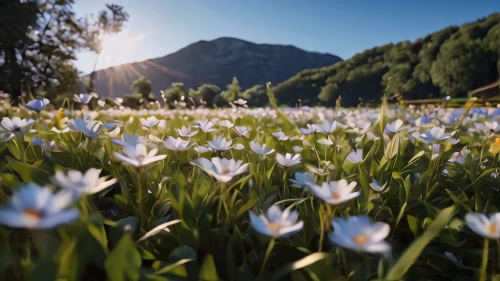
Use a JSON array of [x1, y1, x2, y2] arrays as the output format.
[[267, 222, 281, 231], [23, 209, 43, 219], [353, 235, 367, 245], [488, 223, 496, 234], [330, 193, 341, 200]]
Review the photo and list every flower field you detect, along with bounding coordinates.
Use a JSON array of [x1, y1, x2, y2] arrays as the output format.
[[1, 90, 500, 281]]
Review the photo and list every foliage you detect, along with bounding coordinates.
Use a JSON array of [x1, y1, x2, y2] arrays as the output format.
[[217, 77, 241, 106], [273, 13, 500, 107], [240, 85, 268, 107], [1, 90, 500, 280], [163, 83, 187, 108], [131, 76, 153, 98], [188, 84, 222, 107], [0, 0, 129, 102]]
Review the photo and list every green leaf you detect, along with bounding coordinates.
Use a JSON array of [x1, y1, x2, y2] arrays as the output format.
[[267, 252, 330, 281], [407, 215, 420, 237], [87, 220, 109, 254], [105, 234, 142, 281], [153, 259, 193, 275], [385, 205, 456, 280], [199, 254, 220, 281], [0, 173, 20, 189], [6, 156, 51, 184], [137, 219, 181, 242], [30, 259, 59, 281]]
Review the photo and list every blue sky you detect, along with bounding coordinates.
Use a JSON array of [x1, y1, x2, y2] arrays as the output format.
[[74, 0, 499, 74]]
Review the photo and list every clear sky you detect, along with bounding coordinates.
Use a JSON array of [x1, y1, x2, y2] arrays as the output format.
[[74, 0, 499, 74]]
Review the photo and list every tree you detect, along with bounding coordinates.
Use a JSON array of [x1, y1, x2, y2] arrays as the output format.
[[0, 0, 128, 103], [131, 76, 155, 102], [318, 83, 338, 103], [240, 84, 267, 107], [188, 84, 221, 106], [163, 83, 186, 108], [217, 77, 240, 106], [272, 13, 500, 106]]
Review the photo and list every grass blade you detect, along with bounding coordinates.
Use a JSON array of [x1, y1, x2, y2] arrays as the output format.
[[385, 205, 456, 280]]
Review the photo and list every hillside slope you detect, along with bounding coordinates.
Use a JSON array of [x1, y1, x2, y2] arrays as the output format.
[[88, 37, 342, 97], [273, 13, 500, 107]]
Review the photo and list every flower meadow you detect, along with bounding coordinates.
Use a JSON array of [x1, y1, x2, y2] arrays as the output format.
[[1, 90, 500, 281]]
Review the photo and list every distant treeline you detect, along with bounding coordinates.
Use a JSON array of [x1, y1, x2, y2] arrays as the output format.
[[271, 13, 500, 107]]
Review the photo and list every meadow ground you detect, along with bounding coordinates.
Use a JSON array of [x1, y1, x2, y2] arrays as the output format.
[[0, 94, 500, 281]]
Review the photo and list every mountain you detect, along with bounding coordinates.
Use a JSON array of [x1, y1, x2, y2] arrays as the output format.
[[88, 37, 342, 97], [273, 13, 500, 107]]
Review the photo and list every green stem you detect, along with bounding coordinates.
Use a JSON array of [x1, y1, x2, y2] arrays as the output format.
[[480, 238, 489, 281], [497, 239, 500, 272], [135, 171, 145, 228], [282, 169, 289, 207], [318, 205, 325, 252], [259, 238, 276, 276]]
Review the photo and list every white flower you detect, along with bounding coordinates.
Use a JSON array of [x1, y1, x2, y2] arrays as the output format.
[[418, 126, 450, 143], [115, 97, 123, 105], [249, 205, 303, 238], [369, 179, 388, 192], [233, 99, 248, 106], [55, 168, 117, 196], [0, 132, 14, 144], [82, 120, 103, 138], [474, 121, 500, 134], [305, 180, 359, 204], [32, 136, 57, 151], [305, 163, 332, 176], [73, 93, 92, 104], [219, 120, 234, 129], [104, 122, 119, 130], [385, 119, 407, 133], [97, 100, 106, 107], [316, 120, 346, 134], [449, 148, 470, 164], [465, 212, 500, 239], [346, 149, 363, 164], [0, 183, 79, 229], [300, 124, 319, 135], [273, 131, 289, 140], [292, 146, 304, 153], [194, 120, 216, 133], [329, 216, 391, 253], [289, 172, 315, 188], [26, 98, 50, 112], [163, 136, 196, 151], [250, 141, 275, 156], [317, 136, 334, 145], [190, 157, 250, 183], [114, 143, 167, 167], [207, 136, 232, 151], [233, 126, 252, 137], [276, 153, 302, 167], [111, 133, 145, 147], [429, 144, 441, 160], [177, 126, 198, 137], [140, 116, 160, 128], [194, 145, 213, 154], [232, 143, 245, 150], [1, 117, 35, 137]]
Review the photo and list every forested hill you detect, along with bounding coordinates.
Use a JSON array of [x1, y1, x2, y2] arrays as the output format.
[[273, 13, 500, 107]]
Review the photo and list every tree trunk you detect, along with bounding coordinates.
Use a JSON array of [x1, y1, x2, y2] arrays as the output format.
[[5, 47, 22, 104]]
